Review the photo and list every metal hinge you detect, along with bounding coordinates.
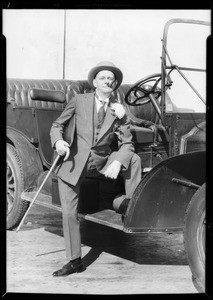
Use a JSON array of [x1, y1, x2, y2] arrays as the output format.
[[172, 178, 200, 189], [31, 108, 36, 117], [30, 137, 39, 143], [7, 98, 16, 109]]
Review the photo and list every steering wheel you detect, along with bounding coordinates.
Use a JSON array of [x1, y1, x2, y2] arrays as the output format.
[[125, 73, 162, 106]]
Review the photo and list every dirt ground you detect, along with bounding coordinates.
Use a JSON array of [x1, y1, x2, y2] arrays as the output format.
[[5, 204, 197, 295]]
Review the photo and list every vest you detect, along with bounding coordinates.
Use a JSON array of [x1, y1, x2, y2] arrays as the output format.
[[86, 100, 106, 171]]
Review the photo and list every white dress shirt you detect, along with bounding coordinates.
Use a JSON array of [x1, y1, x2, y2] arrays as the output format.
[[95, 94, 110, 113]]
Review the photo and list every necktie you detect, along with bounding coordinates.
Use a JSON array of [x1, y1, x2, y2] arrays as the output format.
[[97, 101, 106, 126]]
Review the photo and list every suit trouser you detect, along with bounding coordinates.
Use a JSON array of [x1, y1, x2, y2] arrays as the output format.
[[58, 152, 142, 261]]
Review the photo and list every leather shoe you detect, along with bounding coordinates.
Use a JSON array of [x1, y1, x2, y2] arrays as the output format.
[[52, 257, 84, 277]]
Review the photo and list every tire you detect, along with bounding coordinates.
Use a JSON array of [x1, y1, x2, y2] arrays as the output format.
[[183, 183, 205, 293], [7, 144, 29, 230]]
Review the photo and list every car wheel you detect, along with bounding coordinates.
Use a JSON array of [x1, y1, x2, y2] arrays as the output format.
[[7, 144, 29, 230], [183, 183, 205, 293]]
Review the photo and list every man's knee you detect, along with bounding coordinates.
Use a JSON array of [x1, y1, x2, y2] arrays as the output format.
[[130, 153, 141, 167], [121, 153, 141, 178]]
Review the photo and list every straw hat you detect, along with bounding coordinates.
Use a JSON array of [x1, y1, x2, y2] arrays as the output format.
[[88, 61, 123, 90]]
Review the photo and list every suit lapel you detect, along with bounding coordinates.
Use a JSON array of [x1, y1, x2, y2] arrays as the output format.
[[82, 93, 95, 146], [85, 92, 95, 121]]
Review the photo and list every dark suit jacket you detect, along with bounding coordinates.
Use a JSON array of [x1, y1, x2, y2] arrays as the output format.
[[50, 92, 134, 185]]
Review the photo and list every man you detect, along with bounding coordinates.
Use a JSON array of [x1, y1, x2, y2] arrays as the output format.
[[50, 61, 141, 277]]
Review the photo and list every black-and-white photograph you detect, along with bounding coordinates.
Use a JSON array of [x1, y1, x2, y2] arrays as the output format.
[[3, 6, 211, 295]]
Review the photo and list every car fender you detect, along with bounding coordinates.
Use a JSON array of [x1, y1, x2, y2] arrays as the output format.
[[124, 151, 206, 233], [7, 128, 43, 189]]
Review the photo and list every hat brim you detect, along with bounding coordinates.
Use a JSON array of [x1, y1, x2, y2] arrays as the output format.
[[88, 65, 123, 90]]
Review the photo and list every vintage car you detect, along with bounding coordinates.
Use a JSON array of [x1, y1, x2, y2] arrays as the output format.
[[6, 19, 210, 292]]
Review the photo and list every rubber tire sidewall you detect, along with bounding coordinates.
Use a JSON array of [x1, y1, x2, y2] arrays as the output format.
[[184, 183, 205, 293], [7, 144, 29, 230]]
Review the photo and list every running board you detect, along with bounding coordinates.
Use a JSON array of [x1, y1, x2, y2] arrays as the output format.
[[81, 210, 123, 231], [21, 191, 124, 231]]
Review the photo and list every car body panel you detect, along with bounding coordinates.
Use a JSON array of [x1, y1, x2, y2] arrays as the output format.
[[124, 151, 206, 233]]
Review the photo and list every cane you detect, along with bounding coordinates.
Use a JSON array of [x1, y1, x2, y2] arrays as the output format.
[[16, 154, 61, 232]]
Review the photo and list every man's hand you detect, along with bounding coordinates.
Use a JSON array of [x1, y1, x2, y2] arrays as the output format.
[[104, 160, 121, 180], [55, 140, 70, 161]]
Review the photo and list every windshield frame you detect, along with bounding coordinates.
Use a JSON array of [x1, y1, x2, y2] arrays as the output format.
[[160, 18, 211, 118]]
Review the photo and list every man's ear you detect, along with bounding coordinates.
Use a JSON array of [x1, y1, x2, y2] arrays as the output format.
[[93, 79, 97, 88]]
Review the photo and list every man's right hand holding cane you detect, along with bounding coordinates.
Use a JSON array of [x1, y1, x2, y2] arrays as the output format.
[[55, 140, 70, 161]]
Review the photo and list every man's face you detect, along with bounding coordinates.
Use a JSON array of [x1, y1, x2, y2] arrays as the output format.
[[93, 70, 117, 94]]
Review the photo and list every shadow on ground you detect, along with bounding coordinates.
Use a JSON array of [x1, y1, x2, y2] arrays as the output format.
[[22, 204, 188, 269]]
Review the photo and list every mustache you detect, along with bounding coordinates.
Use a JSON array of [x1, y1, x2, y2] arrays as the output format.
[[102, 80, 117, 89]]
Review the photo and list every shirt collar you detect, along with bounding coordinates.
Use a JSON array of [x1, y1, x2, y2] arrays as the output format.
[[95, 92, 110, 105]]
